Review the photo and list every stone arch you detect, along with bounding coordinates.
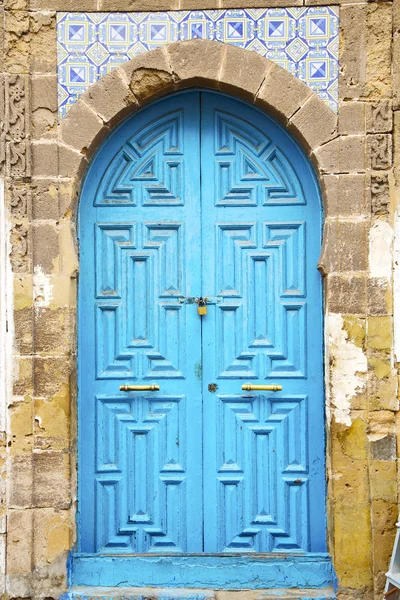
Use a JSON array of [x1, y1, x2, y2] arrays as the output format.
[[58, 37, 342, 579], [58, 39, 338, 230]]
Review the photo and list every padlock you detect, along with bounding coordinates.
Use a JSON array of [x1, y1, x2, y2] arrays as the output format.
[[197, 298, 207, 316]]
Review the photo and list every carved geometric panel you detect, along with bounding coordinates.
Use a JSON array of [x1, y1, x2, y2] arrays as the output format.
[[95, 394, 188, 552], [214, 111, 305, 206], [95, 222, 185, 379], [214, 393, 309, 552], [216, 222, 306, 378], [95, 111, 184, 206]]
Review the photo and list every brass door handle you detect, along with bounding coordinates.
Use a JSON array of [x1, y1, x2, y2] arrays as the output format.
[[242, 384, 282, 391], [120, 384, 160, 391]]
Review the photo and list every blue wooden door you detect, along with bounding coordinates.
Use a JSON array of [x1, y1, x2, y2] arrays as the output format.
[[200, 94, 325, 553], [79, 93, 204, 553], [78, 90, 325, 557]]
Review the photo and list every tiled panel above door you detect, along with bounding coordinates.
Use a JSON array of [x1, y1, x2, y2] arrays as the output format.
[[57, 8, 339, 119]]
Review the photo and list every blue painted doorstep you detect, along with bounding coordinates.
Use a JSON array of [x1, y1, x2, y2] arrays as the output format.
[[76, 90, 331, 590]]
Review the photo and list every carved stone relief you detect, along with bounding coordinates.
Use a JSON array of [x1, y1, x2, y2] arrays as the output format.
[[370, 173, 389, 215], [367, 101, 393, 133], [6, 182, 31, 273], [369, 134, 392, 170], [4, 75, 31, 178]]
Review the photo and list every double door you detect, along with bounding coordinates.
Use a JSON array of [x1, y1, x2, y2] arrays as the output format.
[[78, 91, 325, 555]]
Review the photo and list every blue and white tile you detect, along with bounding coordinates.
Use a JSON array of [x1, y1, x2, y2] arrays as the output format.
[[57, 7, 339, 118]]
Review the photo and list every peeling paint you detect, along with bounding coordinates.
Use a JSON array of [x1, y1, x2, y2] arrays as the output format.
[[328, 313, 367, 426], [369, 219, 393, 280], [33, 265, 53, 307]]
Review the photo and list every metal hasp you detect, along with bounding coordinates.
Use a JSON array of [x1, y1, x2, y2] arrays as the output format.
[[120, 384, 160, 391], [242, 384, 283, 391]]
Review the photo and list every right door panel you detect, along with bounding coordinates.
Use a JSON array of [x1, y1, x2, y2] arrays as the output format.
[[200, 92, 326, 554]]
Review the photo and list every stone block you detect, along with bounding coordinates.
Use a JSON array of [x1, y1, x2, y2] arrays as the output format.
[[368, 372, 398, 411], [256, 63, 313, 122], [327, 274, 366, 314], [365, 3, 392, 100], [34, 386, 70, 451], [31, 75, 57, 113], [33, 451, 70, 508], [31, 75, 58, 140], [395, 111, 400, 186], [339, 5, 367, 100], [320, 221, 368, 273], [29, 13, 57, 75], [339, 136, 366, 172], [13, 356, 33, 396], [323, 174, 367, 217], [219, 43, 270, 100], [32, 223, 59, 275], [31, 142, 59, 178], [369, 173, 390, 215], [368, 351, 393, 380], [368, 134, 393, 170], [367, 277, 391, 315], [59, 101, 106, 155], [7, 509, 33, 575], [58, 221, 79, 277], [168, 40, 226, 90], [30, 0, 96, 9], [366, 316, 392, 351], [121, 45, 172, 81], [339, 102, 366, 135], [394, 33, 400, 110], [98, 0, 178, 8], [370, 499, 397, 573], [33, 356, 71, 397], [58, 143, 87, 182], [289, 95, 338, 151], [222, 0, 303, 5], [366, 101, 393, 133], [8, 452, 33, 508], [34, 307, 72, 355], [9, 399, 33, 454], [333, 504, 373, 589], [181, 0, 218, 6], [14, 306, 33, 355], [32, 179, 59, 221], [4, 11, 30, 74], [59, 180, 75, 218], [33, 508, 71, 569], [81, 69, 136, 124], [313, 136, 366, 174]]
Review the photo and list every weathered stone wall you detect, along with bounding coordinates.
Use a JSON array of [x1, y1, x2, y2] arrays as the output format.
[[0, 0, 398, 599]]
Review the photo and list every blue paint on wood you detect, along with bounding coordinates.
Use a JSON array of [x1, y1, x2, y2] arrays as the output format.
[[70, 553, 334, 589], [77, 89, 327, 587], [61, 587, 335, 600]]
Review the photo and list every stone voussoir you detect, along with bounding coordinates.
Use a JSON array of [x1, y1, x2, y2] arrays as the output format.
[[80, 69, 137, 125], [255, 62, 313, 123], [59, 100, 108, 155], [288, 94, 338, 153], [167, 39, 226, 90], [219, 42, 271, 100]]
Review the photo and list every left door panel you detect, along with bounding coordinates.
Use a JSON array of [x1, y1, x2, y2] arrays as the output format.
[[78, 92, 203, 554]]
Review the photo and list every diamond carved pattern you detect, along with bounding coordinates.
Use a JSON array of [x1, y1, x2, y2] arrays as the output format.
[[96, 395, 187, 552], [216, 394, 309, 552], [95, 222, 184, 379], [216, 222, 306, 379]]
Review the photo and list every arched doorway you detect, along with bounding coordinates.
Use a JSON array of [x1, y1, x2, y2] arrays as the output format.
[[76, 89, 329, 588]]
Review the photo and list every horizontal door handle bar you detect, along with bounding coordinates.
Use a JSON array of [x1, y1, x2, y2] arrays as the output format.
[[120, 384, 160, 392], [242, 384, 282, 391]]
